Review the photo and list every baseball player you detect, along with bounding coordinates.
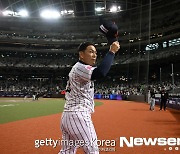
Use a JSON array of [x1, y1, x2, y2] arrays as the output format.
[[59, 41, 120, 154], [149, 89, 155, 111]]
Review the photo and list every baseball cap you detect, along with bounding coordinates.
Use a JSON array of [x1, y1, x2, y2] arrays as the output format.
[[99, 20, 119, 45]]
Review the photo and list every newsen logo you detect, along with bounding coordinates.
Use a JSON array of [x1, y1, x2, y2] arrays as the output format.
[[120, 137, 180, 147]]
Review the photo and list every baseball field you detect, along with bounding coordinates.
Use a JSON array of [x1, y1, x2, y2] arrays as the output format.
[[0, 98, 102, 124], [0, 98, 180, 154]]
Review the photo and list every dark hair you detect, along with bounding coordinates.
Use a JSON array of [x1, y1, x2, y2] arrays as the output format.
[[78, 42, 94, 52]]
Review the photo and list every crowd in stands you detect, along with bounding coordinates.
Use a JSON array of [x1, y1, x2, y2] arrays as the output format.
[[0, 77, 179, 99], [95, 80, 180, 97], [121, 45, 180, 64], [0, 45, 179, 68], [0, 79, 66, 97], [0, 52, 78, 68]]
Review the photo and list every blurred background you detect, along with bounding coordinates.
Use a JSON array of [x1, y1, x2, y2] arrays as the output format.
[[0, 0, 179, 102]]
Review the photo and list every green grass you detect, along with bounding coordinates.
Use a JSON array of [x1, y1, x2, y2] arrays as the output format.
[[0, 98, 103, 124]]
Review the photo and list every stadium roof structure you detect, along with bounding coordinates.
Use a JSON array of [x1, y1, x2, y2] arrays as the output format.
[[0, 0, 166, 18], [0, 0, 179, 84], [0, 0, 179, 54]]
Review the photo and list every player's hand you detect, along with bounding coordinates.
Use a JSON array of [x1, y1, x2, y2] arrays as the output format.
[[109, 41, 120, 54]]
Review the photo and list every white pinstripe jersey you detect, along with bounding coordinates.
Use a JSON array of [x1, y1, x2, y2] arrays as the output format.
[[64, 62, 96, 113]]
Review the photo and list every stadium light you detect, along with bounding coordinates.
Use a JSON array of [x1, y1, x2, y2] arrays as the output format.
[[110, 6, 117, 12], [109, 5, 121, 13], [60, 11, 64, 15], [61, 10, 74, 15], [67, 10, 74, 14], [40, 10, 60, 19], [18, 9, 29, 17], [95, 7, 105, 12], [2, 10, 14, 16]]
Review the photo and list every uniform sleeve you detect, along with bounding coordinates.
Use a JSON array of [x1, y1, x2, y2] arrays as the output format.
[[76, 64, 96, 81], [91, 51, 115, 80]]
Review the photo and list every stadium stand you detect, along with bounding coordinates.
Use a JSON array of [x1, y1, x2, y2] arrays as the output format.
[[0, 0, 179, 109]]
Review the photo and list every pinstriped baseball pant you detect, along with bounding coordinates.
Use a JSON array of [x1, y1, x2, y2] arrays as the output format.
[[59, 111, 99, 154]]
